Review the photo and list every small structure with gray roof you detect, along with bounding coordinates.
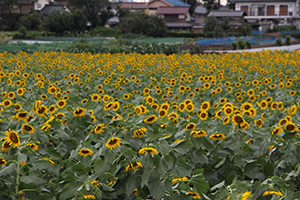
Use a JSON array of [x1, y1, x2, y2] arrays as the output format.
[[208, 10, 247, 26]]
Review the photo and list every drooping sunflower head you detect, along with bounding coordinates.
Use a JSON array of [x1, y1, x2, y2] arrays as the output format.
[[73, 108, 86, 117], [144, 115, 158, 124], [209, 133, 226, 141], [16, 111, 28, 121], [21, 124, 35, 134], [106, 137, 121, 150], [78, 148, 94, 156], [5, 129, 21, 148]]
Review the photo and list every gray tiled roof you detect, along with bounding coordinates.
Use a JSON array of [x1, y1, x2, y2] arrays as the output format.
[[208, 10, 246, 17], [194, 6, 207, 14], [156, 6, 189, 14]]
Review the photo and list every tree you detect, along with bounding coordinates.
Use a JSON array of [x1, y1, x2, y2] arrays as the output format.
[[0, 0, 22, 30], [42, 11, 69, 36], [68, 0, 114, 28], [21, 12, 42, 31], [67, 9, 88, 35], [203, 16, 219, 36], [119, 12, 168, 37]]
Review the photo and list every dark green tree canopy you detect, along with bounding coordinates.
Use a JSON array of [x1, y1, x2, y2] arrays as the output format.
[[68, 0, 114, 28], [119, 12, 168, 37]]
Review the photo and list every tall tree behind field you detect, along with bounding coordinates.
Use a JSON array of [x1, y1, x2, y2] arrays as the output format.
[[0, 0, 22, 30], [68, 0, 114, 28]]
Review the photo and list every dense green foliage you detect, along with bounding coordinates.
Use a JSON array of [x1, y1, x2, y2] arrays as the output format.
[[119, 12, 168, 37]]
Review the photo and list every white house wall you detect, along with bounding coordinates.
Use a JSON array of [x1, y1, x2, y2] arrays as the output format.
[[35, 0, 51, 10], [235, 2, 297, 16]]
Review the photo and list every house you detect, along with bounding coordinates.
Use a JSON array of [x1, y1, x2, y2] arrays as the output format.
[[146, 0, 195, 31], [193, 5, 207, 24], [0, 0, 37, 15], [231, 0, 300, 30], [208, 10, 247, 26], [120, 2, 148, 12], [41, 1, 70, 15], [156, 6, 192, 31]]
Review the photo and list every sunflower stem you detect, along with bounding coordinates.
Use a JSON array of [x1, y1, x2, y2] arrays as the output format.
[[15, 151, 20, 195]]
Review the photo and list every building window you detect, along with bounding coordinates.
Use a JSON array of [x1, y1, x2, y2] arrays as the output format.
[[250, 5, 265, 16], [280, 5, 288, 16], [240, 6, 248, 15], [267, 5, 274, 16], [37, 3, 41, 8]]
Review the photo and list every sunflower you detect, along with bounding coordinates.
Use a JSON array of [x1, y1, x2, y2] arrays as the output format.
[[79, 148, 94, 156], [223, 116, 230, 124], [17, 88, 24, 96], [40, 124, 51, 131], [134, 106, 142, 115], [91, 94, 100, 102], [151, 103, 159, 110], [241, 191, 253, 200], [145, 96, 154, 105], [21, 124, 35, 134], [1, 141, 11, 152], [224, 107, 233, 116], [285, 122, 299, 132], [43, 158, 54, 165], [3, 99, 12, 108], [231, 114, 245, 126], [7, 92, 15, 99], [25, 114, 34, 123], [57, 100, 67, 109], [185, 191, 201, 199], [259, 100, 268, 109], [190, 130, 207, 138], [278, 118, 287, 126], [106, 137, 121, 150], [159, 109, 168, 118], [16, 111, 28, 121], [112, 102, 120, 111], [125, 161, 143, 172], [132, 128, 147, 138], [138, 147, 159, 155], [199, 112, 208, 120], [144, 115, 158, 124], [36, 105, 48, 117], [263, 191, 283, 197], [178, 103, 186, 112], [73, 108, 86, 117], [254, 119, 264, 128], [27, 143, 38, 151], [172, 176, 188, 183], [93, 124, 105, 134], [209, 133, 225, 141], [5, 129, 21, 148], [186, 103, 194, 112], [272, 127, 283, 135], [160, 103, 170, 111], [0, 157, 7, 166], [186, 122, 196, 130], [103, 95, 111, 103]]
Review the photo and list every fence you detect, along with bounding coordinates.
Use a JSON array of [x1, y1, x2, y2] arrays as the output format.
[[197, 36, 295, 46]]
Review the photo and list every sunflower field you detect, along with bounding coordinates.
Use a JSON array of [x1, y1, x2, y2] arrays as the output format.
[[0, 50, 300, 200]]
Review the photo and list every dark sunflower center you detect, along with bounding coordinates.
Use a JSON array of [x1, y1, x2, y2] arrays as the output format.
[[24, 125, 32, 131], [9, 133, 19, 143], [19, 113, 27, 117], [4, 141, 10, 148], [109, 139, 117, 145], [286, 124, 295, 131], [235, 116, 243, 124], [0, 159, 5, 165], [147, 117, 155, 121], [201, 113, 206, 118], [75, 109, 83, 114], [38, 107, 46, 114], [81, 150, 89, 154]]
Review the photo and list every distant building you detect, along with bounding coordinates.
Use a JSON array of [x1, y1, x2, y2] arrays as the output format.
[[231, 0, 300, 30]]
